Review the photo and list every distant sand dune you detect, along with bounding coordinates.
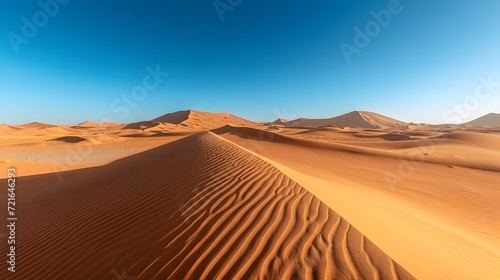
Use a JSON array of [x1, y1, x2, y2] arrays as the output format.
[[0, 132, 414, 279], [466, 113, 500, 127], [279, 111, 407, 129], [16, 121, 57, 129], [152, 110, 260, 130]]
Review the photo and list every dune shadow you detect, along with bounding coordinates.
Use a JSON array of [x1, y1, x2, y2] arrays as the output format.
[[49, 136, 87, 143]]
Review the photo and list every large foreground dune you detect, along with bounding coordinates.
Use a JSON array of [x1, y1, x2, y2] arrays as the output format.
[[0, 132, 414, 279]]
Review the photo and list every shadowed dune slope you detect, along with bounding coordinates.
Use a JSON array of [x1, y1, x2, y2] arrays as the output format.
[[48, 136, 88, 143], [0, 132, 414, 280]]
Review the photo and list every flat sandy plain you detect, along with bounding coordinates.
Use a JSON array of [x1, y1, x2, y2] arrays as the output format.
[[0, 110, 499, 279]]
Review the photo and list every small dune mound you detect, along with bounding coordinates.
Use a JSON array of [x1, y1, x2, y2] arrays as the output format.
[[76, 121, 100, 127], [102, 121, 119, 127], [49, 136, 88, 143], [270, 118, 289, 125], [71, 121, 103, 129]]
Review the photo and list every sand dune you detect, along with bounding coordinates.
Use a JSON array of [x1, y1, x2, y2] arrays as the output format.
[[75, 120, 100, 127], [466, 112, 500, 127], [16, 121, 57, 129], [152, 110, 260, 130], [278, 111, 407, 128], [0, 132, 414, 279], [102, 121, 119, 127], [0, 124, 13, 131]]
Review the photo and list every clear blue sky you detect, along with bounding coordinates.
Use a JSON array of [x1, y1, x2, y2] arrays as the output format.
[[1, 0, 499, 124]]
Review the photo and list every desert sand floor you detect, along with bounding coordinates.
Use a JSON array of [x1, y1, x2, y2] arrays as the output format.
[[0, 119, 498, 279]]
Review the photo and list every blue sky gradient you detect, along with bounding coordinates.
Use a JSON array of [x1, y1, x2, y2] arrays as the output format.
[[1, 0, 499, 124]]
